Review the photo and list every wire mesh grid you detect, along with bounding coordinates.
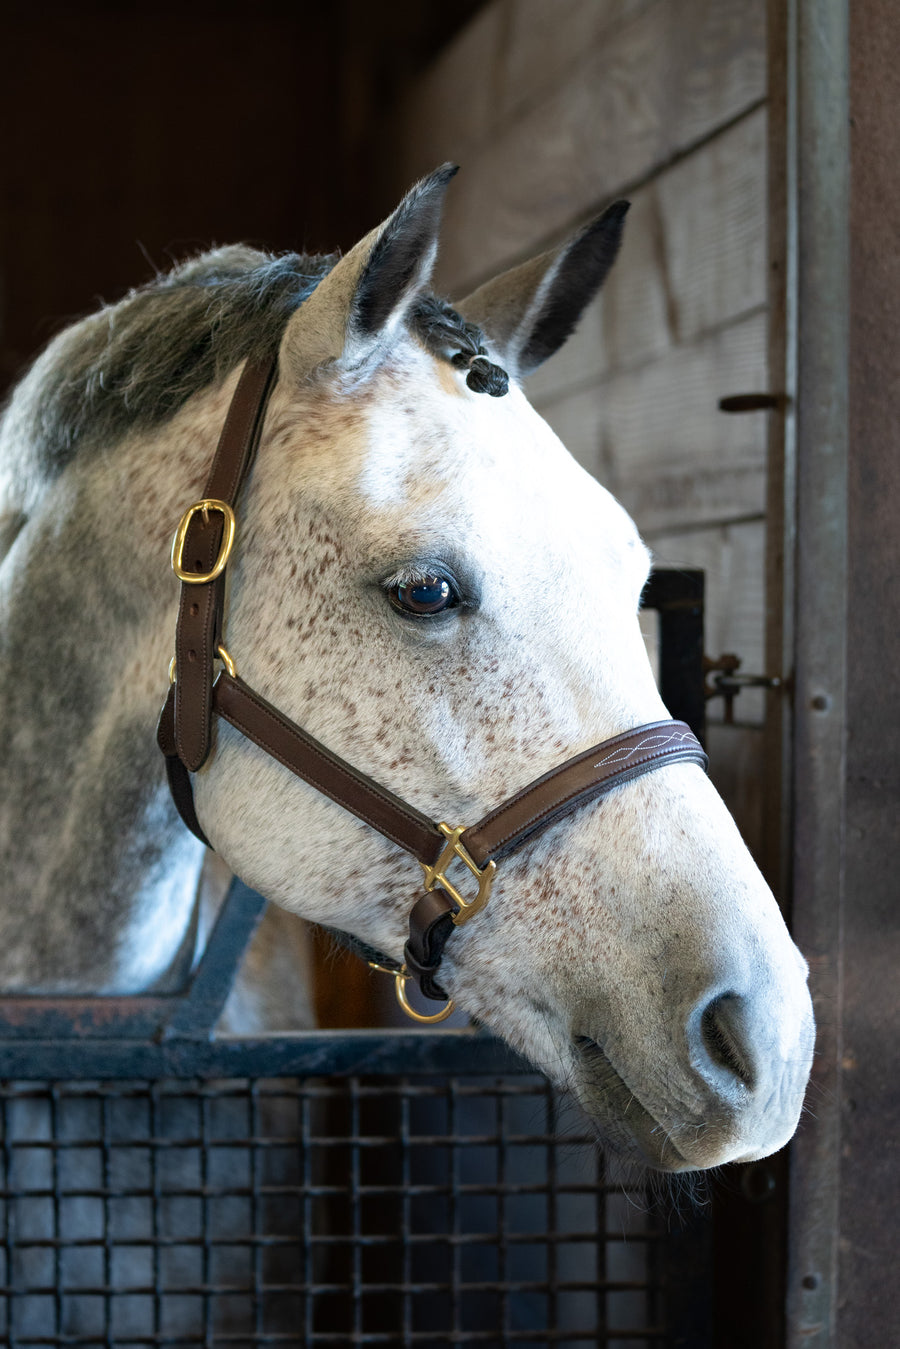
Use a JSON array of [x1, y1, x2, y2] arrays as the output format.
[[0, 1074, 671, 1349]]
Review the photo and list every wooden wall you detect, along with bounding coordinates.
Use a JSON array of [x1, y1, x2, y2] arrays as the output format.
[[375, 0, 771, 857]]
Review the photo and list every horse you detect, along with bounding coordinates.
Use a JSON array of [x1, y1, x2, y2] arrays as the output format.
[[0, 164, 814, 1175]]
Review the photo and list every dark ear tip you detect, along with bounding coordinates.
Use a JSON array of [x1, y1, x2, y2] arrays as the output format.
[[596, 200, 630, 225], [431, 162, 460, 187], [575, 202, 630, 248]]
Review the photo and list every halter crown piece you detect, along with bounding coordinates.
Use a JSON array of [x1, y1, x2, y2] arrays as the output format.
[[158, 358, 708, 1023]]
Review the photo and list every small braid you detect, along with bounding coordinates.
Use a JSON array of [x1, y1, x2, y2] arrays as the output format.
[[409, 295, 510, 398], [450, 350, 509, 397]]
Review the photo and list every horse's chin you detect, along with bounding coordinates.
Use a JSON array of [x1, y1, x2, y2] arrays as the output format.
[[569, 1036, 775, 1174], [567, 1037, 694, 1171]]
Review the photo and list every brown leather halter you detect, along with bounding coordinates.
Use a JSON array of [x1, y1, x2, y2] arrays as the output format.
[[157, 358, 708, 1020]]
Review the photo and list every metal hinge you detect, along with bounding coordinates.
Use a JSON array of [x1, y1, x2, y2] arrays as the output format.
[[704, 653, 787, 724]]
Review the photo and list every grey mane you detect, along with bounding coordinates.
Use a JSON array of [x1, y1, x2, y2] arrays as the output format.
[[1, 245, 487, 493]]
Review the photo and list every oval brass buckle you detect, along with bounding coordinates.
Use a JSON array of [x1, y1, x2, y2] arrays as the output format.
[[171, 499, 237, 584]]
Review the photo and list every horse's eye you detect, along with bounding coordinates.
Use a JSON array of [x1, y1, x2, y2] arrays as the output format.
[[389, 575, 459, 617]]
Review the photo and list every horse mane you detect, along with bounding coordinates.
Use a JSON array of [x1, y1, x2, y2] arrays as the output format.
[[0, 244, 485, 500]]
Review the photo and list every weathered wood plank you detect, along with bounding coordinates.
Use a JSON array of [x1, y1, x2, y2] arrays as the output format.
[[396, 0, 767, 292], [705, 723, 766, 863], [499, 0, 656, 121], [525, 107, 768, 402], [535, 311, 768, 531], [381, 0, 655, 209]]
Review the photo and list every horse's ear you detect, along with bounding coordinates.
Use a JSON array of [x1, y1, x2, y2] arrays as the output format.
[[279, 164, 458, 381], [457, 201, 629, 379]]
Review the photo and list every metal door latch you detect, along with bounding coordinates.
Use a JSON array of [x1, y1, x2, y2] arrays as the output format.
[[704, 653, 785, 724]]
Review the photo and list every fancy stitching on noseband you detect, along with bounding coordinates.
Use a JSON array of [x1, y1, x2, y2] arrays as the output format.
[[157, 357, 708, 1022]]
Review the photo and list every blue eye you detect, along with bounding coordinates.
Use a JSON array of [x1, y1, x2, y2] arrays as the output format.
[[390, 574, 458, 616]]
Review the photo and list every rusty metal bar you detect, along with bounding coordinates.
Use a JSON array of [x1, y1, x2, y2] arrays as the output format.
[[782, 0, 850, 1345]]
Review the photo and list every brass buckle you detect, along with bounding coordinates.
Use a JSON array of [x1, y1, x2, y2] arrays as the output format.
[[171, 499, 236, 584], [421, 822, 497, 927]]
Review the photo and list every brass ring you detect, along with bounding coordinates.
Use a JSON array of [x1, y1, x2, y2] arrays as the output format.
[[368, 959, 400, 977], [394, 970, 455, 1024], [168, 644, 237, 686], [216, 643, 237, 679]]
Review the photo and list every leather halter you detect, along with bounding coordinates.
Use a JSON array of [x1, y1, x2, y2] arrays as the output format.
[[157, 357, 708, 1019]]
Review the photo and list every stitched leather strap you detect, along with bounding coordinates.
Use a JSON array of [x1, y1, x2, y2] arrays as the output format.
[[211, 677, 706, 1001], [174, 358, 277, 771], [157, 686, 211, 847], [404, 720, 707, 997], [162, 669, 706, 1000], [461, 721, 707, 865], [214, 673, 444, 862], [214, 678, 706, 871]]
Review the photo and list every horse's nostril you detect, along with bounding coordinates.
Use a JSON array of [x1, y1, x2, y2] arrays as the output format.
[[700, 994, 755, 1089]]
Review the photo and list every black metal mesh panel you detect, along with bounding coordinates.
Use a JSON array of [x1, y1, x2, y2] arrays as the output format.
[[0, 1077, 670, 1348]]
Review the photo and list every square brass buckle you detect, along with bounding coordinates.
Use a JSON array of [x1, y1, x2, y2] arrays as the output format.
[[171, 499, 236, 584], [420, 822, 497, 926]]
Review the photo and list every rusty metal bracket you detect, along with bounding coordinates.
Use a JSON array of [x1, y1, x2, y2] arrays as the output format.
[[704, 653, 786, 724]]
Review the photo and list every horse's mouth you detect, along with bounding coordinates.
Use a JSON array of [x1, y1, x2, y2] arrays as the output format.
[[573, 1035, 692, 1171]]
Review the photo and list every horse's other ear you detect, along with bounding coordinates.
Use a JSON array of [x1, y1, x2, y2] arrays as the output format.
[[457, 201, 629, 379], [279, 164, 458, 382]]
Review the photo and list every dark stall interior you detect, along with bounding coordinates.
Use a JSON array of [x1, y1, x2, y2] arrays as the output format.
[[0, 0, 484, 394]]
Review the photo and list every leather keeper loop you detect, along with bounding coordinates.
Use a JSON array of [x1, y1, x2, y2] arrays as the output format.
[[404, 889, 457, 1001]]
